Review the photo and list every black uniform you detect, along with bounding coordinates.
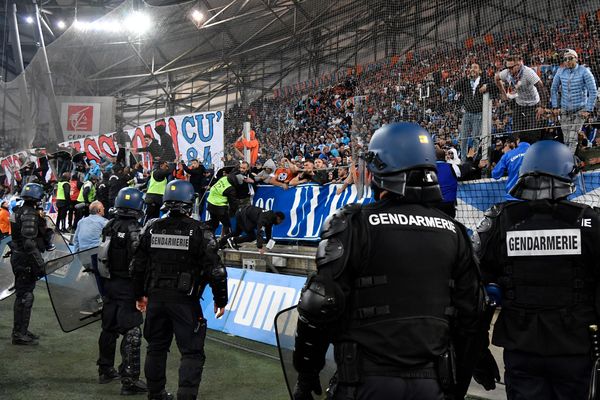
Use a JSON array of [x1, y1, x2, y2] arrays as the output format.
[[131, 213, 228, 400], [475, 200, 600, 400], [108, 171, 130, 209], [294, 198, 483, 399], [220, 205, 278, 248], [9, 202, 47, 342], [96, 178, 109, 212], [97, 215, 145, 390]]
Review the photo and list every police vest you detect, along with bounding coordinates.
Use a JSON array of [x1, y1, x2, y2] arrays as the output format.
[[207, 176, 231, 207], [9, 205, 43, 251], [56, 181, 68, 201], [69, 180, 80, 201], [492, 200, 598, 355], [338, 200, 460, 373], [436, 161, 458, 202], [77, 181, 96, 203], [105, 218, 140, 279], [146, 216, 204, 299], [147, 171, 167, 196]]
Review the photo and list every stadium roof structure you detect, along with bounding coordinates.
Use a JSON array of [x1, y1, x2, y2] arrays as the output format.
[[0, 0, 595, 128]]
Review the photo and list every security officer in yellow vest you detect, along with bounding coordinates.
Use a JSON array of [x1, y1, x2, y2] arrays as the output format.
[[205, 173, 242, 237], [473, 140, 600, 400], [55, 172, 71, 233], [292, 122, 484, 400], [145, 160, 175, 222], [74, 175, 98, 231], [131, 180, 228, 400]]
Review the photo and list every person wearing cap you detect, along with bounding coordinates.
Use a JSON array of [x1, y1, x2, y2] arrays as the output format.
[[550, 49, 598, 154], [145, 160, 175, 222]]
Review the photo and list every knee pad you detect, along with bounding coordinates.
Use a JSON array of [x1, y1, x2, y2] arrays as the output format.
[[22, 292, 34, 307], [125, 326, 142, 347]]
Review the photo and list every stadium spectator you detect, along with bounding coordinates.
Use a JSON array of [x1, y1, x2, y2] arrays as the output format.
[[495, 55, 548, 137], [289, 159, 327, 186], [181, 159, 206, 194], [235, 130, 260, 166], [435, 148, 459, 218], [550, 49, 598, 154], [455, 62, 495, 161], [487, 132, 532, 201], [221, 205, 285, 254], [273, 157, 298, 188], [136, 134, 163, 161], [154, 124, 177, 162], [0, 201, 10, 239], [73, 201, 108, 252]]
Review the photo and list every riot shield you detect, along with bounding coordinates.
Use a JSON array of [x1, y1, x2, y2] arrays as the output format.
[[44, 216, 72, 261], [45, 247, 102, 332], [0, 236, 15, 300], [0, 216, 71, 301], [274, 306, 337, 399]]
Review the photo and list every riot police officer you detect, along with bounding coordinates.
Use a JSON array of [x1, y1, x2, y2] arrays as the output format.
[[131, 180, 228, 400], [474, 140, 600, 400], [97, 187, 147, 395], [10, 183, 48, 345], [292, 123, 484, 400]]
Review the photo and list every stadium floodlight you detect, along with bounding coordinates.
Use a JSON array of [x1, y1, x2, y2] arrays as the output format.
[[125, 11, 151, 34], [191, 9, 203, 23], [56, 20, 66, 29], [25, 16, 34, 24]]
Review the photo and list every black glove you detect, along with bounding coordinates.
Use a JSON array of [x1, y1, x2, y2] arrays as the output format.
[[293, 372, 322, 400], [472, 347, 500, 390]]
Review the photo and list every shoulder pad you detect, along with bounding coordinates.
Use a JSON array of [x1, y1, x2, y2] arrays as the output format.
[[483, 203, 505, 218], [201, 227, 218, 251], [320, 203, 361, 239], [140, 218, 159, 235]]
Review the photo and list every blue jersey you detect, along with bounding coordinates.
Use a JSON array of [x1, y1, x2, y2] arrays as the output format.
[[492, 142, 530, 200], [436, 161, 458, 203]]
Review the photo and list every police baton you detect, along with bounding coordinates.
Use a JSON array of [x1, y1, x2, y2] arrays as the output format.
[[588, 325, 600, 400]]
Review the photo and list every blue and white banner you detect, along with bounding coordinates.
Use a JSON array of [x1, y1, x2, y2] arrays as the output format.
[[249, 171, 600, 240], [252, 183, 373, 241], [201, 267, 307, 346]]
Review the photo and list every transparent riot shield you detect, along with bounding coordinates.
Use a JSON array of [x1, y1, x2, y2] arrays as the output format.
[[0, 216, 71, 301], [274, 306, 337, 399], [45, 247, 102, 332], [0, 236, 15, 300], [44, 216, 72, 261]]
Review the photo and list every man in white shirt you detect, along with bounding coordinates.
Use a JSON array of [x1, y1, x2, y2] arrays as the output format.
[[495, 55, 548, 138]]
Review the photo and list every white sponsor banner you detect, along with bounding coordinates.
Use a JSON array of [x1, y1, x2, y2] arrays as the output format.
[[506, 229, 582, 256], [60, 102, 102, 138]]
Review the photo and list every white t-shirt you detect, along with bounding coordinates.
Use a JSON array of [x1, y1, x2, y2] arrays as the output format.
[[498, 65, 541, 106]]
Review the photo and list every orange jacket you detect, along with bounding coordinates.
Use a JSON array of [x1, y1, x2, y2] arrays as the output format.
[[236, 130, 260, 166], [0, 208, 11, 235]]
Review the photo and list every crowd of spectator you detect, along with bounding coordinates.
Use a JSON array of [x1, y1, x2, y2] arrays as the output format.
[[223, 7, 600, 181]]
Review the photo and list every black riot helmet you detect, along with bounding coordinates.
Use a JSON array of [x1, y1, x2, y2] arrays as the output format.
[[365, 122, 441, 202], [115, 187, 144, 217], [161, 180, 196, 214]]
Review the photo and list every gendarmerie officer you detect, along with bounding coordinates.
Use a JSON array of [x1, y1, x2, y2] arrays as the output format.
[[131, 180, 228, 400], [292, 122, 484, 400], [96, 187, 147, 395], [10, 183, 48, 345], [474, 140, 600, 400]]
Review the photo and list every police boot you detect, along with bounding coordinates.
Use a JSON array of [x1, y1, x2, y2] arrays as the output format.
[[148, 390, 174, 400], [176, 395, 196, 400], [26, 331, 40, 340], [12, 332, 38, 346], [121, 379, 148, 396], [99, 367, 120, 384]]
